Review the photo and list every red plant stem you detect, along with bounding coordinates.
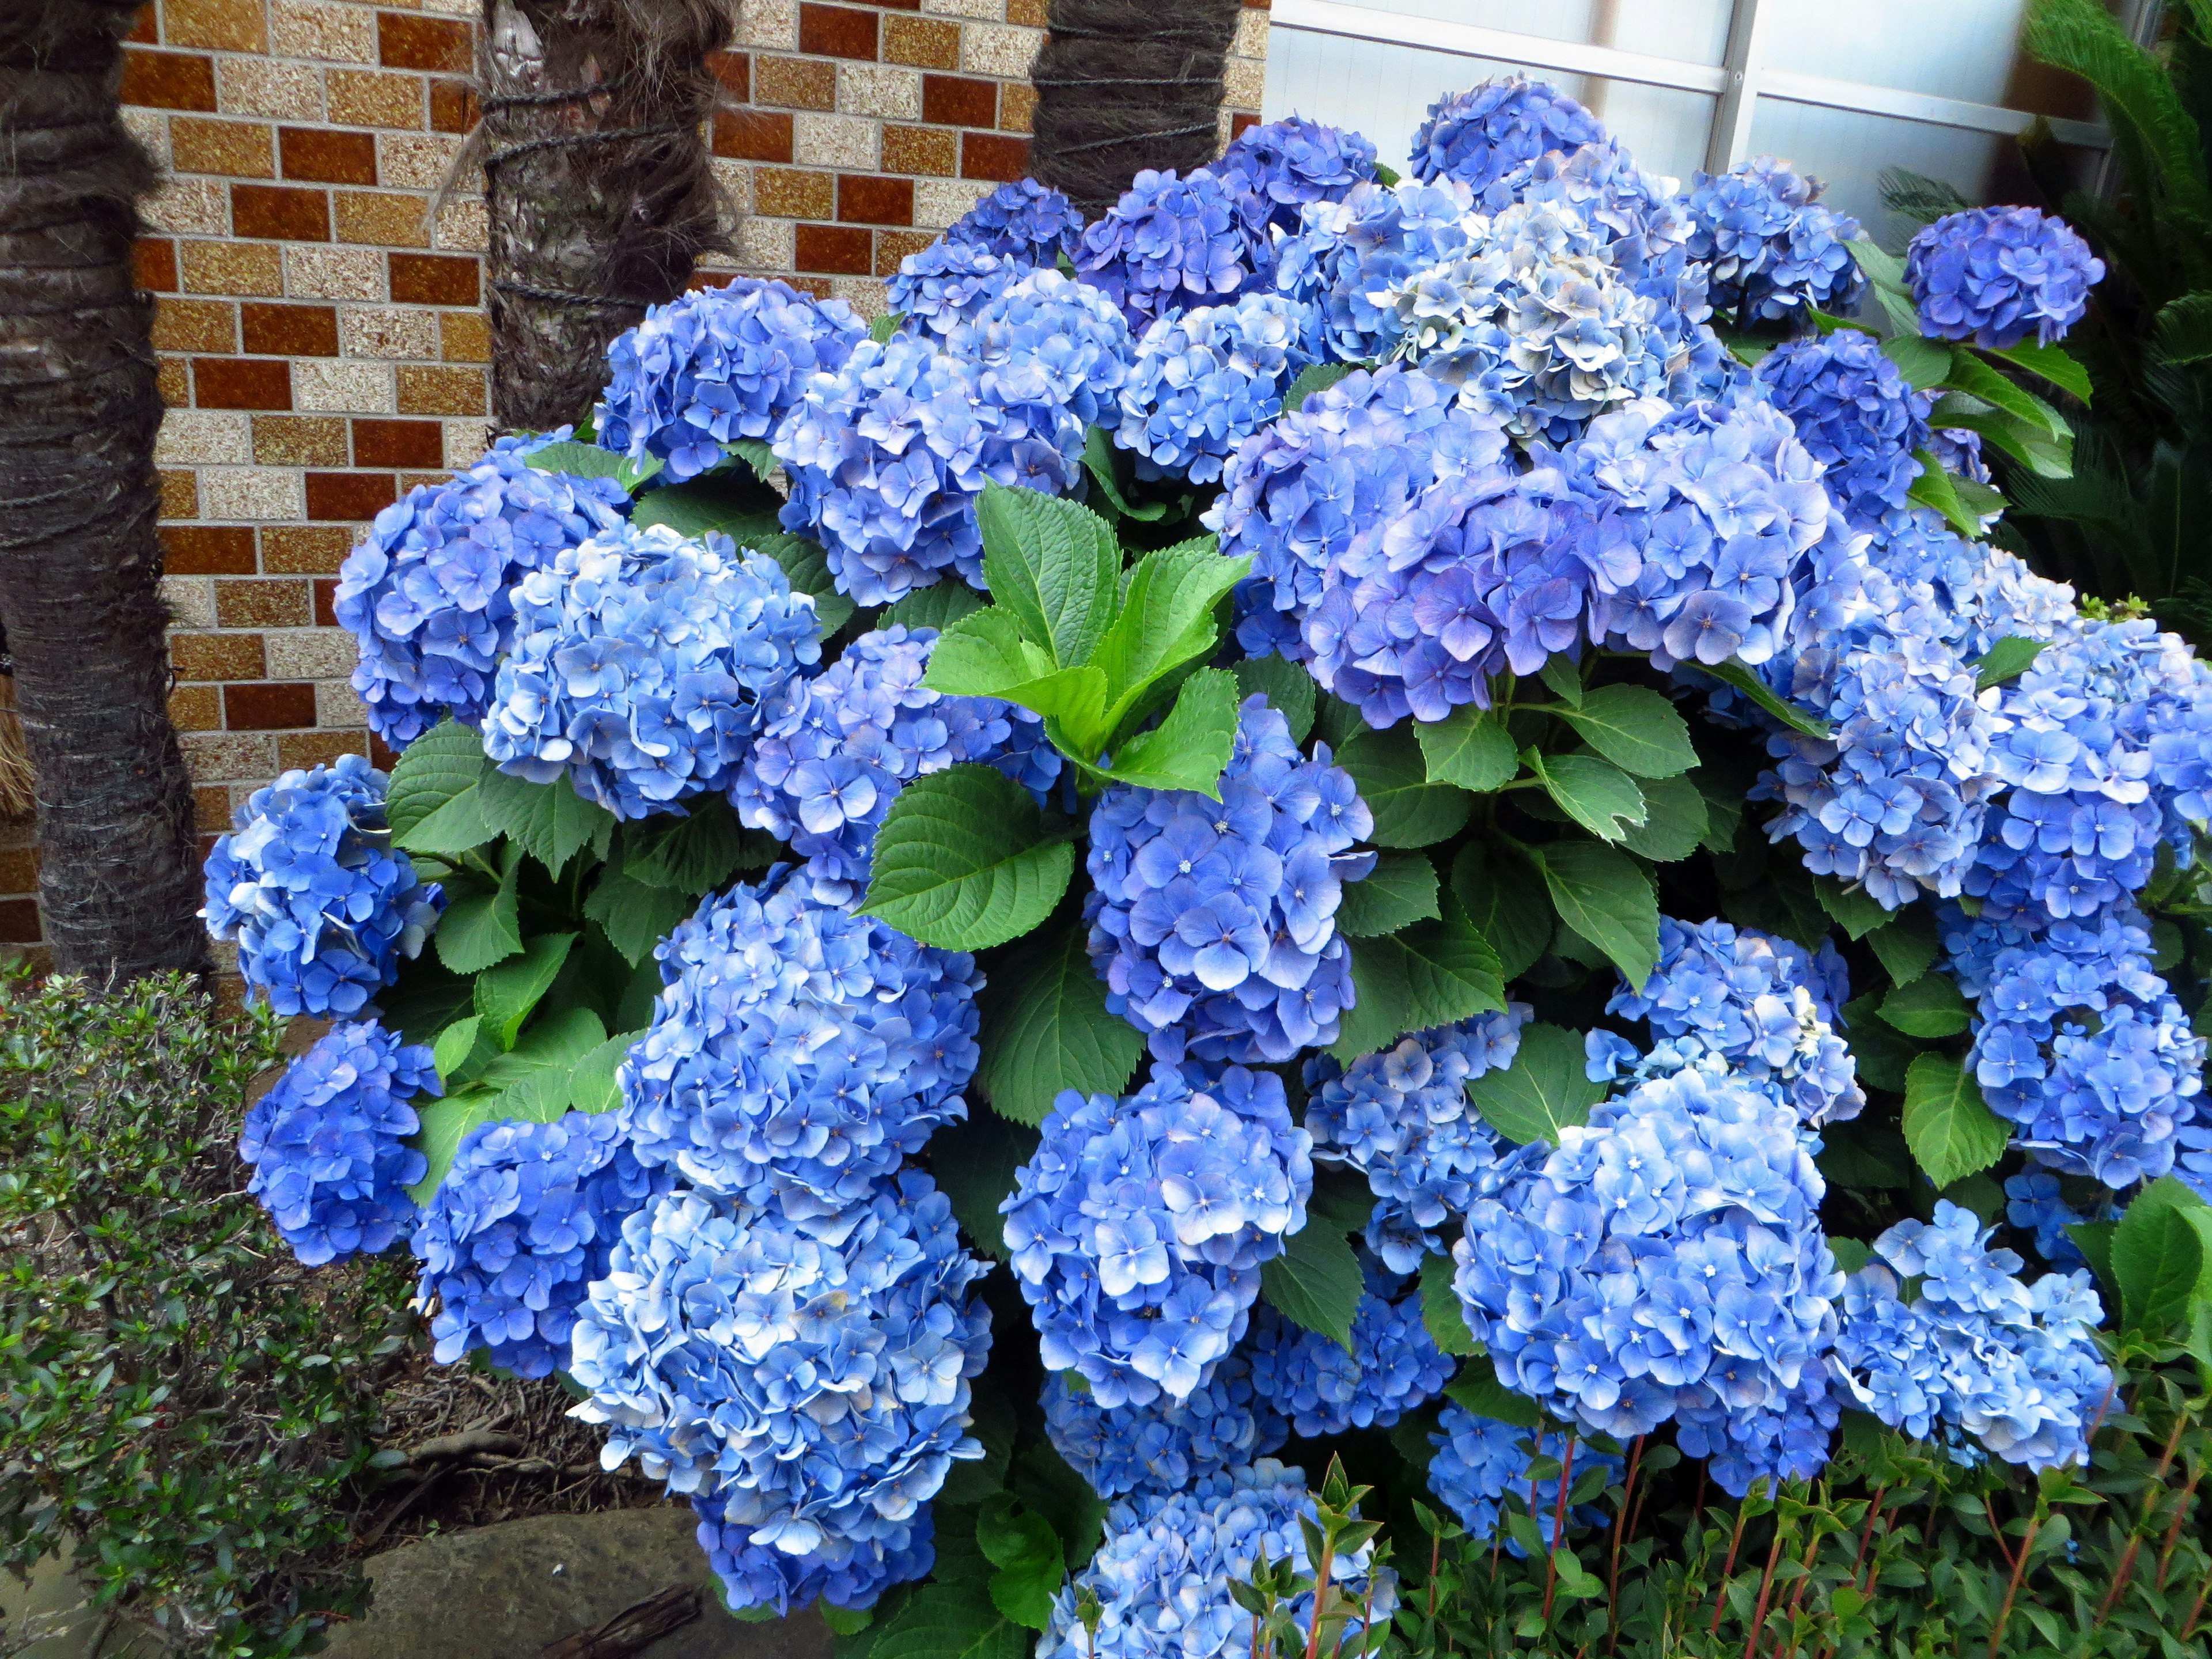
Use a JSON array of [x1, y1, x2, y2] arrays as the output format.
[[1741, 1510, 1789, 1659], [1777, 1517, 1825, 1658], [2156, 1465, 2202, 1592], [1605, 1437, 1646, 1659], [2181, 1570, 2211, 1642], [1304, 1528, 1337, 1659], [1427, 1533, 1440, 1622], [1543, 1435, 1580, 1625], [1710, 1497, 1753, 1636], [1847, 1489, 1887, 1586], [2097, 1410, 2190, 1626], [1983, 1497, 2019, 1575], [1986, 1509, 2041, 1659]]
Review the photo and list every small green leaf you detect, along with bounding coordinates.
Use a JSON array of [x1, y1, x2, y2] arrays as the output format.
[[1974, 635, 2046, 691], [436, 853, 524, 974], [1987, 340, 2092, 403], [1537, 656, 1584, 707], [1867, 908, 1941, 987], [1101, 667, 1240, 796], [386, 719, 491, 840], [1445, 1354, 1540, 1429], [523, 440, 626, 480], [886, 581, 986, 633], [582, 865, 695, 967], [976, 918, 1143, 1128], [1555, 684, 1698, 779], [1907, 449, 1986, 536], [1815, 877, 1892, 941], [1902, 1053, 2009, 1190], [568, 1030, 642, 1116], [396, 784, 497, 858], [1081, 423, 1168, 521], [1531, 752, 1647, 843], [869, 311, 903, 344], [1337, 725, 1472, 849], [475, 931, 578, 1050], [431, 1015, 482, 1081], [1531, 840, 1659, 991], [1468, 1022, 1605, 1146], [977, 1496, 1062, 1632], [1234, 654, 1316, 745], [861, 764, 1075, 950], [1687, 658, 1832, 738], [1827, 1237, 1873, 1274], [1416, 704, 1519, 791], [976, 482, 1120, 668], [1945, 349, 2069, 441], [1882, 333, 1951, 390], [1260, 1219, 1363, 1350], [1090, 537, 1245, 730], [1419, 1251, 1479, 1357], [1335, 849, 1441, 937], [927, 611, 1113, 744], [407, 1008, 607, 1201], [474, 768, 613, 877], [2112, 1191, 2209, 1336], [1451, 843, 1552, 982], [1618, 773, 1707, 863], [621, 797, 759, 895], [1282, 360, 1357, 412], [1880, 974, 1972, 1038]]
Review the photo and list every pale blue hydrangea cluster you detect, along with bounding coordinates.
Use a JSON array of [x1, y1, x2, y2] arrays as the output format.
[[568, 1176, 991, 1612], [944, 177, 1086, 265], [1116, 291, 1317, 483], [335, 433, 631, 747], [238, 1020, 435, 1267], [1426, 1406, 1623, 1551], [1085, 697, 1376, 1063], [1302, 1008, 1532, 1271], [1752, 332, 1932, 528], [1585, 917, 1864, 1128], [619, 870, 982, 1227], [2003, 1171, 2109, 1272], [1002, 1062, 1312, 1407], [410, 1110, 664, 1378], [1453, 1068, 1844, 1498], [1072, 168, 1274, 331], [1274, 177, 1482, 364], [481, 521, 820, 819], [1042, 1355, 1286, 1500], [1408, 77, 1605, 198], [885, 242, 1025, 336], [1906, 205, 2105, 350], [1684, 157, 1865, 324], [1830, 1202, 2113, 1471], [1213, 115, 1378, 231], [1037, 1462, 1395, 1659], [731, 626, 1060, 904], [202, 754, 444, 1017], [1241, 1266, 1452, 1437], [595, 278, 864, 483]]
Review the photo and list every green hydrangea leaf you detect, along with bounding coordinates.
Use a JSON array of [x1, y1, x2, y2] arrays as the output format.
[[1337, 725, 1472, 849], [386, 719, 490, 841], [1334, 849, 1441, 938], [1233, 653, 1317, 745], [1902, 1053, 2009, 1190], [976, 918, 1142, 1128], [1468, 1022, 1605, 1147], [1531, 840, 1658, 991], [1416, 703, 1518, 791], [1260, 1217, 1363, 1350], [861, 764, 1074, 950], [1555, 684, 1698, 778], [474, 768, 613, 877], [1100, 667, 1240, 797]]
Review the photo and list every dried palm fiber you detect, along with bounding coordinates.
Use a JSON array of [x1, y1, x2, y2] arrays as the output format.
[[476, 0, 737, 434], [1027, 0, 1244, 217], [0, 0, 207, 978], [0, 662, 37, 822]]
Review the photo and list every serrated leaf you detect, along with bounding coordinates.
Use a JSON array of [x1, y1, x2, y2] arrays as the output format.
[[1555, 684, 1697, 778], [1332, 933, 1416, 1063], [436, 853, 524, 973], [524, 440, 626, 479], [730, 437, 781, 483], [1416, 703, 1519, 791], [1867, 908, 1941, 987], [887, 582, 986, 633], [1902, 1053, 2009, 1190], [1283, 360, 1358, 412], [1335, 849, 1440, 937], [869, 1582, 1029, 1659], [1419, 1252, 1479, 1357], [2113, 1193, 2208, 1336], [1882, 333, 1951, 390], [1974, 635, 2046, 691], [929, 612, 1113, 745], [1468, 1022, 1604, 1146], [568, 1030, 642, 1115], [1815, 876, 1892, 941], [395, 783, 497, 858], [861, 764, 1074, 950], [1531, 752, 1647, 843], [582, 866, 695, 966], [1444, 1354, 1540, 1429], [1689, 658, 1832, 737], [1233, 654, 1316, 745], [1090, 537, 1245, 728], [406, 1008, 607, 1202], [1532, 840, 1658, 991], [386, 719, 490, 840], [747, 529, 853, 636], [475, 931, 578, 1050], [621, 797, 757, 895], [1881, 974, 1971, 1037], [976, 482, 1119, 668], [431, 1015, 481, 1081], [977, 1497, 1061, 1631], [1840, 993, 1921, 1093], [1618, 772, 1707, 863], [475, 768, 612, 877], [1450, 843, 1552, 982], [1260, 1219, 1363, 1350], [628, 474, 780, 540], [977, 918, 1142, 1127], [1337, 726, 1472, 849], [1331, 900, 1504, 1060], [1101, 668, 1239, 796]]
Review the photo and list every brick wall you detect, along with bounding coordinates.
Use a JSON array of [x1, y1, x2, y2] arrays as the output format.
[[0, 0, 1270, 957]]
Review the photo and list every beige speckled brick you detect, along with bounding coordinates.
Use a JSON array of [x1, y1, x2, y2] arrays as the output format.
[[266, 630, 358, 680], [181, 239, 286, 297], [200, 468, 308, 521], [122, 106, 169, 169], [162, 575, 217, 629], [184, 732, 281, 782], [327, 69, 423, 129], [155, 410, 252, 467], [144, 176, 229, 237], [709, 158, 753, 214], [921, 0, 999, 17], [335, 190, 432, 247], [738, 0, 798, 48], [838, 63, 922, 121], [217, 58, 323, 122], [285, 244, 385, 300], [792, 113, 877, 171], [377, 131, 461, 191], [443, 418, 494, 469], [829, 276, 889, 320], [736, 216, 796, 271], [1224, 57, 1265, 111], [913, 177, 992, 230], [1234, 9, 1268, 57], [960, 21, 1039, 77], [296, 359, 396, 412], [341, 307, 440, 361], [272, 0, 378, 62], [316, 680, 370, 729], [418, 0, 474, 13], [433, 198, 488, 253]]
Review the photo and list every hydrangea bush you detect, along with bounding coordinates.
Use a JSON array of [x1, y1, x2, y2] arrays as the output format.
[[213, 84, 2212, 1659]]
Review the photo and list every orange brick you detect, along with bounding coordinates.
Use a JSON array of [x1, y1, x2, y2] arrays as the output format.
[[0, 846, 39, 895], [179, 239, 285, 297], [158, 469, 198, 519], [164, 0, 267, 52], [396, 365, 485, 415], [162, 525, 256, 574], [232, 183, 329, 241], [838, 174, 913, 227], [328, 70, 423, 129], [121, 49, 218, 111], [261, 524, 354, 574], [252, 414, 349, 467], [379, 13, 472, 72], [884, 15, 959, 68], [169, 685, 224, 732], [135, 237, 178, 293], [713, 109, 794, 164], [351, 418, 444, 468], [241, 302, 339, 357], [1006, 0, 1048, 22], [756, 168, 835, 219], [193, 787, 231, 836], [755, 56, 836, 111], [192, 357, 291, 410], [1000, 81, 1036, 135], [172, 631, 268, 683], [882, 126, 955, 176], [429, 78, 478, 133], [225, 683, 317, 730], [961, 131, 1031, 183], [335, 190, 431, 247], [441, 310, 490, 363], [151, 297, 236, 353], [796, 223, 872, 275], [707, 51, 750, 101], [389, 252, 479, 305], [306, 472, 399, 521], [215, 579, 313, 628], [281, 127, 378, 185], [170, 117, 275, 179], [278, 732, 369, 771], [785, 276, 832, 302], [157, 357, 191, 407]]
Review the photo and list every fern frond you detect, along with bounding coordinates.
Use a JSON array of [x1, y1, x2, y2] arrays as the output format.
[[1878, 167, 1971, 233], [2024, 0, 2212, 225], [2154, 291, 2212, 362]]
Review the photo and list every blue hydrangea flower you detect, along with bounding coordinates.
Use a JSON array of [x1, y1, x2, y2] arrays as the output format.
[[1304, 1008, 1533, 1271], [1037, 1461, 1395, 1659], [202, 754, 444, 1017], [1116, 292, 1317, 483], [1831, 1201, 2113, 1470], [410, 1109, 664, 1378], [1042, 1355, 1287, 1499], [731, 626, 1062, 904], [569, 1175, 991, 1612], [1684, 157, 1865, 324], [238, 1020, 437, 1267], [886, 242, 1027, 337], [1002, 1062, 1312, 1407], [1073, 168, 1274, 331], [1588, 917, 1865, 1128], [1241, 1262, 1452, 1437], [944, 177, 1086, 266], [1085, 696, 1376, 1063], [1427, 1406, 1624, 1551], [1408, 77, 1605, 198], [1273, 177, 1481, 363], [334, 434, 631, 747], [596, 278, 865, 484], [620, 869, 983, 1227], [1906, 206, 2104, 350], [1453, 1068, 1844, 1497], [1753, 331, 1933, 528], [1214, 115, 1378, 231], [481, 521, 820, 819], [2003, 1171, 2110, 1272]]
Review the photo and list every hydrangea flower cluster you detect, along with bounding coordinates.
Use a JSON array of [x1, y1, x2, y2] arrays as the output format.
[[1241, 1269, 1453, 1438], [1274, 177, 1483, 364], [619, 870, 983, 1226], [595, 278, 864, 483], [1752, 332, 1932, 528], [1303, 1008, 1533, 1271], [1002, 1062, 1312, 1407], [1585, 917, 1865, 1128], [410, 1110, 663, 1378], [238, 1020, 436, 1267], [335, 434, 631, 747], [885, 242, 1025, 336], [1408, 77, 1605, 198], [1037, 1462, 1395, 1659], [1906, 205, 2105, 350], [1115, 292, 1316, 483], [1684, 157, 1865, 324], [1071, 168, 1273, 331], [943, 177, 1086, 265], [569, 1176, 990, 1612], [1084, 697, 1376, 1062], [1042, 1356, 1287, 1500], [1213, 115, 1378, 230], [1427, 1406, 1623, 1551], [482, 521, 819, 818], [1830, 1202, 2113, 1470], [731, 626, 1061, 903], [1453, 1069, 1844, 1497], [202, 754, 444, 1017]]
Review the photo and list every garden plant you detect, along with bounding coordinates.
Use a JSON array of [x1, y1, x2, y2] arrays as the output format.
[[192, 73, 2212, 1659]]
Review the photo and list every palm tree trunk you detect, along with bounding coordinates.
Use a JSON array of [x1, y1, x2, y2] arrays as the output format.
[[481, 0, 736, 435], [0, 0, 209, 980], [1028, 0, 1244, 217]]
